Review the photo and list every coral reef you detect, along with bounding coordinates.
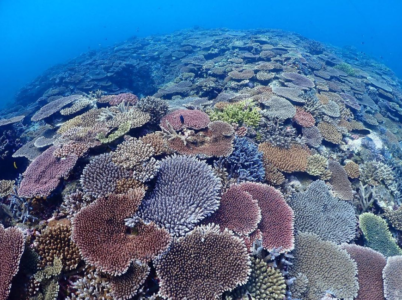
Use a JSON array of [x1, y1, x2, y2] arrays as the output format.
[[383, 256, 402, 300], [328, 160, 353, 200], [208, 100, 261, 128], [156, 225, 250, 300]]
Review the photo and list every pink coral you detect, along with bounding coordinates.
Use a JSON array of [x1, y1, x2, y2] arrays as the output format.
[[160, 109, 210, 131], [205, 185, 261, 235], [18, 146, 78, 198], [342, 244, 386, 300], [293, 107, 315, 127], [72, 189, 171, 276], [0, 224, 25, 300], [239, 182, 294, 252]]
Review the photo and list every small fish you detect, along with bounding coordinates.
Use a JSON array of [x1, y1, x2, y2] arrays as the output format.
[[13, 161, 17, 169], [180, 115, 184, 124]]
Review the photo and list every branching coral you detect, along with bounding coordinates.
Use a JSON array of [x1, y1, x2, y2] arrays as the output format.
[[289, 232, 358, 300], [317, 121, 343, 144], [111, 137, 154, 170], [306, 154, 331, 179], [259, 118, 297, 149], [359, 213, 402, 257], [72, 189, 171, 275], [344, 161, 360, 179], [135, 155, 222, 236], [136, 96, 168, 124], [216, 137, 265, 182], [288, 180, 356, 244], [208, 100, 261, 127], [0, 180, 14, 198], [156, 225, 250, 300]]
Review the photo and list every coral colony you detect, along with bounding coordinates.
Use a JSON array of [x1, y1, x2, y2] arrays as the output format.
[[2, 28, 402, 300]]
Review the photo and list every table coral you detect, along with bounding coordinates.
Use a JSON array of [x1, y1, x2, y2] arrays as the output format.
[[156, 225, 250, 300]]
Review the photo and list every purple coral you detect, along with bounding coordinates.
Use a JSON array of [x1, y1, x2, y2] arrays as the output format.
[[18, 146, 78, 198], [282, 72, 315, 88]]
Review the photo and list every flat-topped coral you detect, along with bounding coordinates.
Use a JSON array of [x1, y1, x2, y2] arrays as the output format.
[[156, 225, 250, 300], [288, 180, 356, 244]]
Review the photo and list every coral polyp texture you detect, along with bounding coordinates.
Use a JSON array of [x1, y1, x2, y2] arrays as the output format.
[[289, 232, 359, 300], [239, 182, 294, 252], [383, 256, 402, 300], [3, 27, 402, 299], [72, 189, 171, 275], [0, 224, 25, 300], [135, 155, 221, 236], [288, 180, 356, 244], [156, 225, 250, 300], [342, 244, 386, 300]]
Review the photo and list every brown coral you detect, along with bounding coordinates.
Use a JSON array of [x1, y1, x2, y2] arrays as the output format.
[[111, 137, 154, 170], [259, 142, 309, 173], [72, 189, 171, 276], [156, 225, 250, 300], [344, 161, 360, 179], [140, 132, 169, 156], [0, 180, 14, 197], [264, 163, 285, 185], [35, 224, 81, 271], [317, 121, 343, 144]]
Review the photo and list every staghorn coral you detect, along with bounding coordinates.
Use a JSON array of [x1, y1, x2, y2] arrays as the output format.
[[289, 232, 358, 300], [341, 244, 386, 300], [328, 160, 353, 200], [239, 182, 294, 252], [136, 96, 168, 124], [208, 100, 261, 128], [18, 146, 78, 198], [301, 126, 323, 148], [261, 96, 296, 121], [359, 213, 402, 257], [344, 161, 360, 179], [306, 154, 331, 179], [109, 263, 150, 300], [288, 180, 356, 244], [35, 224, 81, 271], [216, 137, 265, 182], [156, 224, 250, 300], [72, 189, 171, 276], [0, 180, 14, 198], [31, 95, 85, 121], [0, 224, 25, 300], [135, 155, 221, 236], [383, 256, 402, 300], [204, 185, 261, 235], [80, 153, 129, 198], [317, 121, 343, 144], [293, 107, 315, 127], [259, 142, 309, 173], [233, 257, 287, 300], [160, 109, 210, 131]]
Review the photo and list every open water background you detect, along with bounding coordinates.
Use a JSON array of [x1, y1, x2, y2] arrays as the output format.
[[0, 0, 401, 109]]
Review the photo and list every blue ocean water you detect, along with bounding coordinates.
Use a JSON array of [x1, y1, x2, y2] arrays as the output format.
[[0, 0, 401, 109]]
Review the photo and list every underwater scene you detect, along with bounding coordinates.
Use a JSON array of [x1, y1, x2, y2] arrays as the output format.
[[1, 1, 402, 300]]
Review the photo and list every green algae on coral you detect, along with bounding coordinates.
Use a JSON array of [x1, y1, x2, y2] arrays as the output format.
[[359, 212, 402, 257], [208, 100, 261, 128]]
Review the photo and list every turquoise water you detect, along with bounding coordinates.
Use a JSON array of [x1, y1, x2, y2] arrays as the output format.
[[0, 0, 401, 109]]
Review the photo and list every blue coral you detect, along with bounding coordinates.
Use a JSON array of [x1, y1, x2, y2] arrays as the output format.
[[216, 137, 265, 182]]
